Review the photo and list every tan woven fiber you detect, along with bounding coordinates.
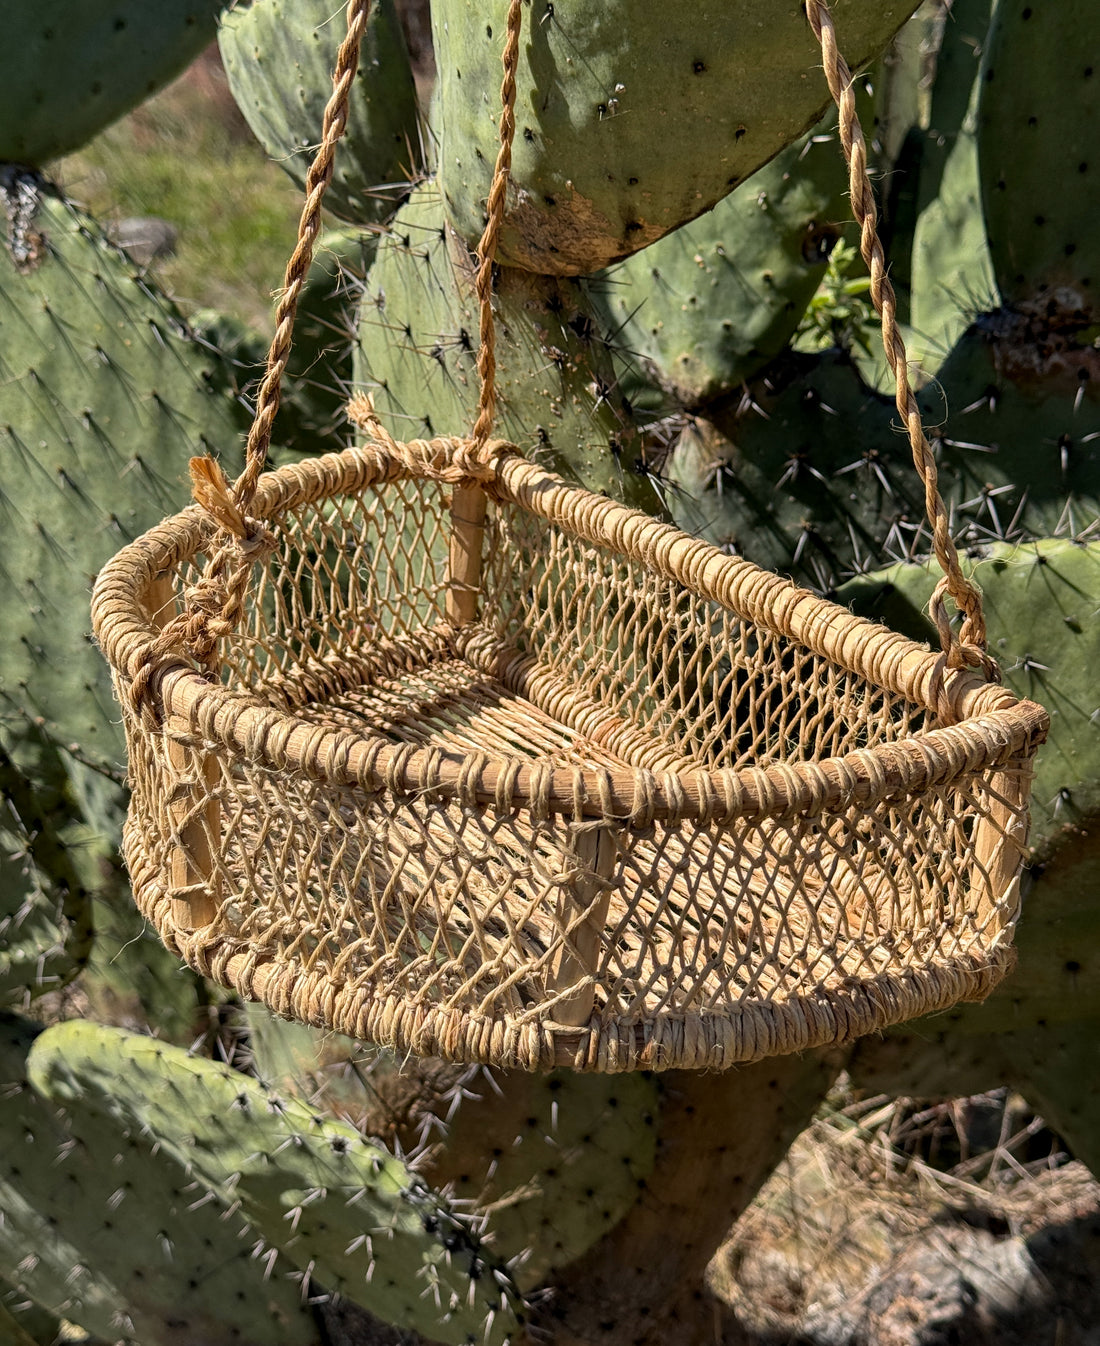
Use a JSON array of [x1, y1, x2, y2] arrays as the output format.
[[90, 0, 1049, 1072], [93, 437, 1047, 1071]]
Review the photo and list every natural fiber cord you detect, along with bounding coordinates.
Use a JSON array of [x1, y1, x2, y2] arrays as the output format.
[[90, 0, 1049, 1072]]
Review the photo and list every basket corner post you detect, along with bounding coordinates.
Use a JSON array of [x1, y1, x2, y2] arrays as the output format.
[[144, 572, 221, 933], [446, 482, 490, 628], [547, 822, 620, 1028], [972, 756, 1035, 935]]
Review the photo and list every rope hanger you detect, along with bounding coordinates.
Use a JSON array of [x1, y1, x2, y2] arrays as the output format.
[[154, 0, 992, 686]]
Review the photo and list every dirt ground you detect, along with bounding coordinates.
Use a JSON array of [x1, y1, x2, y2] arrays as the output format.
[[711, 1087, 1100, 1346]]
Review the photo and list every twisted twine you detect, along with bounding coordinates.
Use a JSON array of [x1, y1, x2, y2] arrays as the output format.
[[129, 0, 371, 706], [805, 0, 992, 676]]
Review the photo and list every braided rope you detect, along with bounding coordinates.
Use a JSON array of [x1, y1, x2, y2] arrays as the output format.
[[131, 0, 371, 698], [469, 0, 525, 451], [804, 0, 992, 676], [232, 0, 371, 515]]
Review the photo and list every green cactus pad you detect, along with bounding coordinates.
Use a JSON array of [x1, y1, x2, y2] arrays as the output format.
[[416, 1069, 658, 1290], [0, 735, 93, 1006], [246, 1016, 657, 1289], [591, 116, 848, 405], [664, 352, 918, 590], [0, 1013, 319, 1346], [840, 539, 1100, 853], [0, 178, 246, 778], [354, 181, 661, 510], [29, 1021, 526, 1346], [666, 315, 1100, 591], [433, 0, 920, 275], [978, 1, 1100, 320], [279, 228, 379, 453], [905, 0, 996, 368], [839, 539, 1100, 1033], [0, 3, 224, 168], [218, 0, 422, 226]]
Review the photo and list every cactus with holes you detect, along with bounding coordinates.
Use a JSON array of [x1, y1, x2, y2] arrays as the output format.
[[588, 116, 849, 406], [977, 1, 1099, 326]]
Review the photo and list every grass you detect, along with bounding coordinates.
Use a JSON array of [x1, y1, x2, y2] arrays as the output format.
[[54, 47, 302, 335]]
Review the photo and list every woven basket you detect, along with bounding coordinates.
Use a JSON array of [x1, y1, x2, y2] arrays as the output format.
[[91, 0, 1048, 1072]]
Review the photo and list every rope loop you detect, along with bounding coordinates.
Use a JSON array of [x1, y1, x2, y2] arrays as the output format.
[[804, 0, 993, 678]]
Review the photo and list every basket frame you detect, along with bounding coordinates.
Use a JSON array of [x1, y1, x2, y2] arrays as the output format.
[[92, 438, 1048, 1072]]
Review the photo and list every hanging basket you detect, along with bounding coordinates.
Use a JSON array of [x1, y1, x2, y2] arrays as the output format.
[[90, 0, 1048, 1073]]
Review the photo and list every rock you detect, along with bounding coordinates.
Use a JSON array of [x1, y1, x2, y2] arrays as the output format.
[[107, 215, 178, 266]]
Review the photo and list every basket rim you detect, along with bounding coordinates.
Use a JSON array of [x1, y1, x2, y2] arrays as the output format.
[[91, 440, 1049, 823]]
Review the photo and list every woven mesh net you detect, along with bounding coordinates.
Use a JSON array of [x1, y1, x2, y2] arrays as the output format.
[[106, 452, 1044, 1071]]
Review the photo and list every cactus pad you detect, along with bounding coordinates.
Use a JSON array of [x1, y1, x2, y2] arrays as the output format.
[[354, 182, 661, 509], [29, 1021, 526, 1345], [0, 178, 246, 777], [593, 116, 848, 405], [0, 3, 223, 167], [0, 1013, 319, 1345], [218, 0, 422, 226], [978, 0, 1100, 321], [434, 0, 920, 274]]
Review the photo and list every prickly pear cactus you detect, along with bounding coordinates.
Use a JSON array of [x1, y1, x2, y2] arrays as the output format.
[[247, 1011, 659, 1292], [0, 176, 246, 777], [279, 227, 379, 450], [434, 0, 922, 274], [591, 115, 848, 405], [0, 1013, 319, 1346], [219, 0, 422, 225], [841, 542, 1100, 1173], [978, 0, 1099, 322], [901, 0, 996, 367], [29, 1020, 527, 1346], [354, 182, 662, 508], [664, 351, 918, 589], [409, 1068, 659, 1290], [0, 4, 224, 168], [0, 737, 93, 1007]]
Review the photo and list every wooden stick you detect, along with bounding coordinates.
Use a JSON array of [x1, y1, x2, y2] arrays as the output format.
[[446, 483, 489, 627], [972, 762, 1033, 930], [549, 824, 619, 1026], [145, 574, 220, 930]]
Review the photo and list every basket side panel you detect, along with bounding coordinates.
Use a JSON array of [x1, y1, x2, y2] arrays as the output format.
[[480, 506, 936, 772], [218, 479, 454, 704], [120, 698, 1029, 1067]]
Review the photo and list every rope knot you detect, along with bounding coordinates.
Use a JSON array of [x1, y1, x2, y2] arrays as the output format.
[[929, 576, 1001, 681], [189, 456, 276, 557], [451, 438, 500, 485]]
